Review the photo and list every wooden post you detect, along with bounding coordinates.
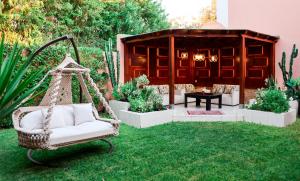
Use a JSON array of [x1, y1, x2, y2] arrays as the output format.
[[239, 35, 246, 105], [169, 35, 175, 108], [270, 42, 276, 77], [124, 43, 129, 82]]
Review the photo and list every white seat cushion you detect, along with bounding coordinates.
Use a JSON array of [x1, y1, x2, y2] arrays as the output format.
[[49, 121, 115, 145]]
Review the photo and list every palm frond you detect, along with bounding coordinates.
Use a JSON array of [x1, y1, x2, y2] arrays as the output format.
[[0, 35, 44, 119]]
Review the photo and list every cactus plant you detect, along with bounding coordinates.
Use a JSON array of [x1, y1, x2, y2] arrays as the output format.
[[104, 38, 120, 89], [278, 44, 299, 99]]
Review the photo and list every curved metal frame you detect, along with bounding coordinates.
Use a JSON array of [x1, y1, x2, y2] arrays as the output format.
[[28, 35, 83, 102], [27, 149, 43, 165], [27, 139, 114, 165], [29, 35, 81, 64], [100, 139, 114, 154]]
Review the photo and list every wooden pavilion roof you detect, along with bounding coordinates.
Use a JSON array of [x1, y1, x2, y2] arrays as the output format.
[[121, 29, 280, 43]]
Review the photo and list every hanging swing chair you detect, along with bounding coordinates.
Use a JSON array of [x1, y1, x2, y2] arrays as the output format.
[[12, 36, 120, 164]]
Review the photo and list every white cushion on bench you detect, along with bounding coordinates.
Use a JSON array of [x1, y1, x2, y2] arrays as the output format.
[[20, 110, 44, 130], [73, 103, 96, 125], [49, 121, 114, 145], [41, 107, 66, 129], [56, 105, 74, 126]]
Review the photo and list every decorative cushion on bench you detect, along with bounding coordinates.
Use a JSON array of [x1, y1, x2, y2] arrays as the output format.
[[175, 84, 186, 90], [21, 106, 69, 130], [41, 107, 67, 129], [212, 84, 225, 94], [49, 121, 114, 145], [158, 85, 169, 94], [185, 84, 195, 93], [20, 110, 44, 130], [223, 85, 235, 94], [73, 103, 96, 125], [56, 105, 74, 126], [20, 104, 97, 131]]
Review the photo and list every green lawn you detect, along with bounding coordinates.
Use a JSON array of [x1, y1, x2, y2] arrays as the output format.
[[1, 119, 300, 181]]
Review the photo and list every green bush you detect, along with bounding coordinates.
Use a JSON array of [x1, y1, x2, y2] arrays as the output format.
[[113, 79, 137, 102], [129, 97, 154, 113], [0, 117, 13, 128], [135, 74, 150, 88], [1, 0, 170, 47], [285, 77, 300, 100], [249, 89, 289, 113], [113, 75, 165, 113]]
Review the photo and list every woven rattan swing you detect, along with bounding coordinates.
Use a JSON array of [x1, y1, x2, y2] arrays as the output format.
[[12, 36, 120, 164]]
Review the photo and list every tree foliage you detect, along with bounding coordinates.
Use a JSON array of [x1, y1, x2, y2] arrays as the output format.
[[0, 0, 169, 46]]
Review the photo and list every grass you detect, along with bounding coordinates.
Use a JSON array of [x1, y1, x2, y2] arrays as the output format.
[[1, 119, 300, 180]]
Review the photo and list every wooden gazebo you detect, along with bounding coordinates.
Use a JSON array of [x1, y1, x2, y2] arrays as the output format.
[[121, 29, 279, 106]]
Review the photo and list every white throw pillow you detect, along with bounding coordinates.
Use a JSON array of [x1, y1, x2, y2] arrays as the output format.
[[73, 103, 96, 125], [42, 107, 66, 129], [55, 105, 74, 126], [20, 110, 43, 130]]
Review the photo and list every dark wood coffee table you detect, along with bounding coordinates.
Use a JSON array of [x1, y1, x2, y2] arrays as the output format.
[[184, 92, 222, 110]]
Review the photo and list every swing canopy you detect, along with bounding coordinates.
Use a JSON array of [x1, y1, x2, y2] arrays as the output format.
[[12, 54, 120, 150]]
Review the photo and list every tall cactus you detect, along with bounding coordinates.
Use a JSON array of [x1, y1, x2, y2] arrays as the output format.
[[278, 44, 298, 98], [104, 38, 120, 89]]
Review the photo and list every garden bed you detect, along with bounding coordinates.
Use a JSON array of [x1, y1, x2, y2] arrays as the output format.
[[119, 109, 173, 128], [109, 100, 130, 119], [242, 108, 297, 127]]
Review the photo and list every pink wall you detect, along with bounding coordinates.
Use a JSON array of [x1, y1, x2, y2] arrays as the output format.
[[228, 0, 300, 86]]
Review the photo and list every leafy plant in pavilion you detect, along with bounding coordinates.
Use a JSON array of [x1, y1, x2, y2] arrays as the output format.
[[0, 35, 44, 119]]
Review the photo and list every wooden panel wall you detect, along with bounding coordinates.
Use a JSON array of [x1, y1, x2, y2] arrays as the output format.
[[125, 42, 272, 89], [246, 44, 271, 88], [175, 49, 192, 84]]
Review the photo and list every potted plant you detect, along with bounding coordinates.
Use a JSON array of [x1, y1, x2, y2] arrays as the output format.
[[112, 75, 172, 128], [244, 79, 297, 127], [109, 74, 151, 119], [119, 86, 172, 128]]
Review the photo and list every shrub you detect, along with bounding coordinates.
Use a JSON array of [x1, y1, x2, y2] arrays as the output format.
[[249, 89, 289, 113], [113, 74, 165, 113], [286, 77, 300, 100], [0, 35, 44, 120], [113, 78, 140, 102], [129, 97, 154, 113], [135, 74, 150, 88]]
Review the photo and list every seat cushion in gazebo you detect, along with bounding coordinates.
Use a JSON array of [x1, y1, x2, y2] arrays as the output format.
[[49, 121, 115, 145]]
